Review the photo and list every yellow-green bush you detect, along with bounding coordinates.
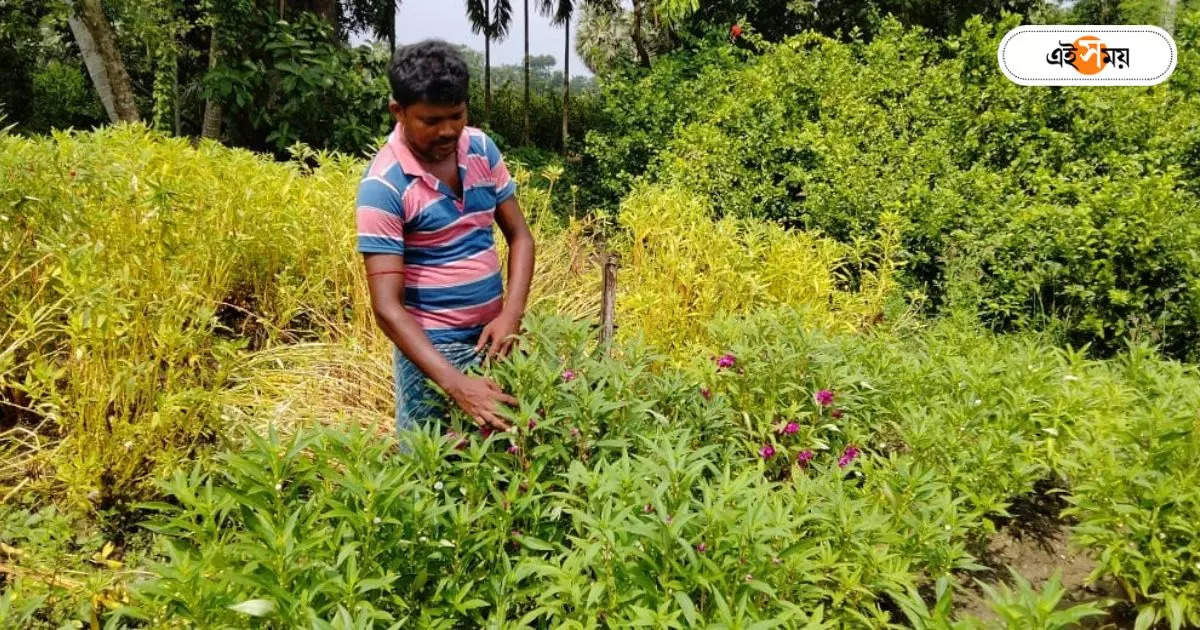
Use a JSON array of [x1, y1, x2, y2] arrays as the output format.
[[613, 184, 905, 359], [0, 125, 368, 506]]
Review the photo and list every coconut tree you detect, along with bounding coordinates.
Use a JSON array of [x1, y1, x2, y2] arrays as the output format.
[[68, 0, 140, 123], [466, 0, 513, 127], [538, 0, 578, 154]]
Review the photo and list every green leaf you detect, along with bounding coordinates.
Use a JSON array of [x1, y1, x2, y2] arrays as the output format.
[[228, 599, 276, 617]]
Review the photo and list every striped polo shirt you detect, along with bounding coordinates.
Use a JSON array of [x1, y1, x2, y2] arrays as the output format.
[[356, 123, 516, 343]]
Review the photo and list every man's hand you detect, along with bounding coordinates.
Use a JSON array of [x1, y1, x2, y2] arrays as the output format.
[[446, 373, 516, 432], [475, 310, 522, 361]]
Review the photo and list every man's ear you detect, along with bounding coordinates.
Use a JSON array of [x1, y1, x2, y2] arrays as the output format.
[[388, 100, 404, 122]]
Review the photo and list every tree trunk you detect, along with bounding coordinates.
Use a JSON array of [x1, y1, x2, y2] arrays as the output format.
[[523, 0, 530, 144], [387, 0, 396, 51], [485, 31, 492, 126], [561, 12, 569, 156], [68, 14, 117, 122], [173, 53, 181, 135], [201, 24, 222, 140], [631, 0, 651, 67], [71, 0, 139, 123]]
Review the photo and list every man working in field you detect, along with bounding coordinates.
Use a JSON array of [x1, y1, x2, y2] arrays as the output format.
[[355, 40, 535, 437]]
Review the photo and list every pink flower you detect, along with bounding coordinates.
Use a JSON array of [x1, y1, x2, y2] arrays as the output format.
[[759, 444, 776, 459], [570, 427, 581, 438], [831, 408, 844, 419], [797, 450, 815, 467], [527, 418, 537, 430], [643, 503, 653, 513], [716, 353, 736, 370], [838, 445, 860, 468], [696, 542, 707, 553], [508, 444, 520, 454], [783, 422, 799, 435], [480, 426, 494, 438], [814, 389, 834, 407], [562, 369, 576, 383], [700, 387, 712, 401]]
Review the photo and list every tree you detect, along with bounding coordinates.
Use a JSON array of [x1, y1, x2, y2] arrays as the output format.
[[69, 0, 140, 123], [343, 0, 402, 50], [576, 2, 670, 75], [539, 0, 576, 154], [466, 0, 513, 127], [523, 0, 530, 143]]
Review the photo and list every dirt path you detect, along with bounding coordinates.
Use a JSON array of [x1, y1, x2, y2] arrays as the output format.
[[956, 482, 1132, 628]]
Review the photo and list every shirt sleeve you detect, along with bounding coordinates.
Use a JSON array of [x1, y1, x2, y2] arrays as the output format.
[[484, 134, 517, 204], [355, 176, 406, 256]]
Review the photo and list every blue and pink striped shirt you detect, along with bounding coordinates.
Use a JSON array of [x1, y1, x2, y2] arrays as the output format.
[[356, 124, 517, 343]]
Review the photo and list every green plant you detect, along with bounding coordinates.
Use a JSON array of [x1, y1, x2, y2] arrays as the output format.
[[976, 568, 1107, 629]]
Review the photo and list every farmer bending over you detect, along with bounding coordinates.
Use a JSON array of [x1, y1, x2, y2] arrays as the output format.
[[356, 40, 535, 438]]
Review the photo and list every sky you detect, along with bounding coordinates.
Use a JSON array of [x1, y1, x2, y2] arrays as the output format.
[[358, 0, 593, 78]]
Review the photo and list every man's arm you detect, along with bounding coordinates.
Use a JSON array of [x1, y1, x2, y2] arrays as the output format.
[[476, 195, 535, 359], [365, 253, 514, 431]]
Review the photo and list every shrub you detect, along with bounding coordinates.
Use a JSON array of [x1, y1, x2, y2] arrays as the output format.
[[582, 12, 1200, 360]]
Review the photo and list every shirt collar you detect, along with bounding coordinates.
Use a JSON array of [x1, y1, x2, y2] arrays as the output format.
[[387, 123, 470, 188]]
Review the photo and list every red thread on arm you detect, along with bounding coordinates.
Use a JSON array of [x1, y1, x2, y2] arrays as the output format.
[[362, 267, 405, 277]]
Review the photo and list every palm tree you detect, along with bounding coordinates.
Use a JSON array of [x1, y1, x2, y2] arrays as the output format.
[[523, 0, 530, 144], [538, 0, 578, 155], [466, 0, 513, 127], [68, 0, 139, 123]]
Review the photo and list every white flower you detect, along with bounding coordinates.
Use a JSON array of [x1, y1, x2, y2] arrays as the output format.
[[373, 517, 381, 525], [972, 399, 982, 406], [123, 440, 133, 450], [274, 482, 282, 491], [434, 481, 444, 491]]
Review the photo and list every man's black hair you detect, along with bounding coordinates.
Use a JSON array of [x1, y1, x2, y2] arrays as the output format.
[[388, 40, 470, 107]]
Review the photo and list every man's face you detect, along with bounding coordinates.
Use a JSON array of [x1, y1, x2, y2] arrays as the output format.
[[391, 100, 467, 163]]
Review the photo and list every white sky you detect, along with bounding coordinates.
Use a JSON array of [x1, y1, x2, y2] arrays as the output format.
[[356, 0, 593, 77]]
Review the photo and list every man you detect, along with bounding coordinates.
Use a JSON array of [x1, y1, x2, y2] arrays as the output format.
[[356, 40, 535, 437]]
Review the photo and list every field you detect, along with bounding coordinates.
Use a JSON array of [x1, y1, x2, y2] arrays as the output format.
[[4, 11, 1200, 630]]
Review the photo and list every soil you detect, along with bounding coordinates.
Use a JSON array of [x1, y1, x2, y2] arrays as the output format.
[[957, 479, 1135, 628]]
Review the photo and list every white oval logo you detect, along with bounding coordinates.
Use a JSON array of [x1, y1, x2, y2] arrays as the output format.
[[998, 25, 1176, 86]]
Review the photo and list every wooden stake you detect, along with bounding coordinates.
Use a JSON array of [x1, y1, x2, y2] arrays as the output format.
[[600, 252, 618, 352]]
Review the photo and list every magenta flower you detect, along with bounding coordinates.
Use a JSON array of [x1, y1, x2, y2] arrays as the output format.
[[570, 427, 581, 438], [831, 408, 844, 419], [783, 421, 799, 435], [562, 369, 576, 383], [716, 353, 736, 370], [838, 445, 860, 468], [700, 387, 712, 401], [508, 444, 520, 454], [527, 418, 537, 430], [797, 450, 815, 467], [814, 389, 834, 406], [480, 425, 494, 438], [696, 542, 707, 553], [759, 444, 776, 459]]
